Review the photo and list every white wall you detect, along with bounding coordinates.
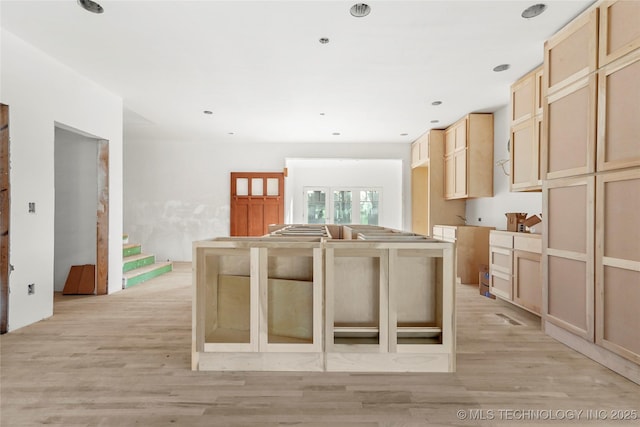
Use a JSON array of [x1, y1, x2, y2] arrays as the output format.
[[286, 158, 403, 229], [54, 128, 98, 292], [124, 139, 410, 261], [0, 30, 123, 331], [465, 106, 542, 229]]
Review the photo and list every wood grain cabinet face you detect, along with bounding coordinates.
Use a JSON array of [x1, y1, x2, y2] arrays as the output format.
[[597, 51, 640, 171], [511, 72, 535, 125], [544, 8, 598, 95], [513, 250, 542, 315], [510, 66, 543, 192], [444, 114, 493, 200], [598, 0, 640, 67], [543, 177, 595, 341], [596, 169, 640, 364], [543, 76, 597, 180], [411, 134, 430, 168]]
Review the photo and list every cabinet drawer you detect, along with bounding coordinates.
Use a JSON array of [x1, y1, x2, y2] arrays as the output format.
[[490, 233, 513, 248], [490, 271, 512, 300], [442, 227, 456, 241], [514, 235, 542, 254], [490, 247, 512, 274]]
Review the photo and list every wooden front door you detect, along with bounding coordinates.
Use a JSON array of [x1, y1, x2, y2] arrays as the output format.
[[1, 104, 9, 333], [230, 172, 284, 236]]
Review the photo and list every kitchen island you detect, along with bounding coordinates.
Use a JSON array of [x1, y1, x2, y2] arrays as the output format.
[[192, 225, 455, 372]]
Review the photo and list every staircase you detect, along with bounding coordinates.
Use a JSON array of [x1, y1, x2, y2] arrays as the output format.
[[122, 234, 172, 288]]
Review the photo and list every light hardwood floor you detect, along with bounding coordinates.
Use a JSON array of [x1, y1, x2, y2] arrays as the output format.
[[1, 262, 638, 426]]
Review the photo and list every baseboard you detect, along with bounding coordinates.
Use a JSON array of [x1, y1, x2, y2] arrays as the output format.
[[545, 321, 640, 385]]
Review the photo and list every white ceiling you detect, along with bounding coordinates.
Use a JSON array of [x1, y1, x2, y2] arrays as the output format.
[[1, 0, 593, 144]]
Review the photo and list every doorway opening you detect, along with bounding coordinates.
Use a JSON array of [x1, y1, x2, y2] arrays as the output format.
[[54, 125, 109, 296]]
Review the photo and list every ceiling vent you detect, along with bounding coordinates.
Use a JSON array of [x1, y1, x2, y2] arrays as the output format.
[[350, 3, 371, 18], [77, 0, 104, 14]]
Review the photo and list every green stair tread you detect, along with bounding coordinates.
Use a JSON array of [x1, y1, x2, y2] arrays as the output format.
[[123, 243, 142, 257], [123, 262, 172, 287], [123, 253, 156, 272]]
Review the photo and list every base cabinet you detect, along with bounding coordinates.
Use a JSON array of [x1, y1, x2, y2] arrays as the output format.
[[489, 231, 542, 316], [433, 225, 493, 284]]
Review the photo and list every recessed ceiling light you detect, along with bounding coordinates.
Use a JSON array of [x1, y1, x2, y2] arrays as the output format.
[[77, 0, 104, 14], [493, 64, 510, 72], [203, 110, 213, 115], [400, 133, 409, 136], [522, 4, 547, 19], [332, 132, 341, 136], [431, 101, 442, 106], [319, 37, 330, 44], [430, 120, 439, 124], [350, 3, 371, 18]]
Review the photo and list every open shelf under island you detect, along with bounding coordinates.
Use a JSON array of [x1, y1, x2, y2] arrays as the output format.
[[192, 224, 456, 372]]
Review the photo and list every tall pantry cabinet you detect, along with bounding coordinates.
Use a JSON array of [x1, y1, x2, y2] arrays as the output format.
[[542, 0, 640, 376]]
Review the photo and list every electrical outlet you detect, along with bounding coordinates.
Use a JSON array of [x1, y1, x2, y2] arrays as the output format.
[[478, 218, 482, 222], [28, 283, 35, 295], [28, 202, 36, 213]]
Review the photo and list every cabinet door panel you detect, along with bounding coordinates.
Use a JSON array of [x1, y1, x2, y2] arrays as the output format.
[[547, 256, 589, 335], [543, 177, 594, 341], [513, 251, 542, 315], [454, 151, 467, 197], [511, 73, 535, 124], [599, 267, 640, 363], [444, 155, 454, 199], [596, 170, 640, 363], [511, 119, 535, 189], [445, 128, 455, 155], [597, 52, 640, 171], [490, 272, 512, 300], [599, 0, 640, 66], [601, 173, 640, 262], [545, 9, 597, 94], [545, 76, 597, 179], [455, 121, 467, 151], [547, 183, 588, 254]]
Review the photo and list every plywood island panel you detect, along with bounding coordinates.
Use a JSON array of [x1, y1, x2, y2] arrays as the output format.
[[193, 225, 456, 372]]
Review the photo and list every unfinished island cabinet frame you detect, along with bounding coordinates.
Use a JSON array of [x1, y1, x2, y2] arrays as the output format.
[[324, 240, 455, 372], [595, 169, 640, 364], [192, 238, 325, 371]]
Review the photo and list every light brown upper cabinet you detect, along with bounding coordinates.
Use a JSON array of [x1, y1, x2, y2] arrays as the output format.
[[411, 130, 465, 236], [443, 113, 493, 200], [598, 0, 640, 67], [411, 134, 429, 168], [597, 49, 640, 172], [510, 69, 536, 126], [542, 75, 597, 180], [510, 65, 543, 191], [544, 8, 598, 96]]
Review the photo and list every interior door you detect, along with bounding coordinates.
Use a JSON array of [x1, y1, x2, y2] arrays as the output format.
[[230, 172, 284, 236]]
